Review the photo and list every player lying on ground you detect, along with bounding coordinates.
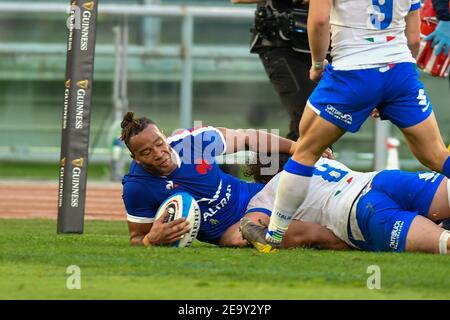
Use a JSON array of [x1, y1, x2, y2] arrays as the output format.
[[121, 112, 347, 250], [240, 153, 450, 254]]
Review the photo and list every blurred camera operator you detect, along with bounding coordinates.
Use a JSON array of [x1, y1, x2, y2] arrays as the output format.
[[231, 0, 323, 141]]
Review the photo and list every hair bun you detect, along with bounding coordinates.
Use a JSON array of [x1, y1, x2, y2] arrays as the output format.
[[121, 112, 135, 129]]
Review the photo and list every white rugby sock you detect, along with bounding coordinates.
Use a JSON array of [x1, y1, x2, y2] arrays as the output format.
[[267, 170, 312, 244]]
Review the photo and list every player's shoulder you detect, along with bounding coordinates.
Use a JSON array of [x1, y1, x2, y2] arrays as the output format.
[[123, 178, 160, 197], [122, 162, 165, 195], [168, 125, 222, 144]]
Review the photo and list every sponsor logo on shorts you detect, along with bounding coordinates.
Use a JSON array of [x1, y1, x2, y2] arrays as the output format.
[[417, 89, 428, 110], [389, 220, 404, 250], [419, 172, 440, 183], [325, 105, 353, 125]]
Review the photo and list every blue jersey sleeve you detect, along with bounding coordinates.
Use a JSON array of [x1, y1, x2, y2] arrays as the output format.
[[168, 126, 226, 164], [122, 181, 158, 224]]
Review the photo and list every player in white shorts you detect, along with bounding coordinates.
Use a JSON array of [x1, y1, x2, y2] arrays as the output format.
[[264, 0, 450, 249], [241, 155, 450, 254]]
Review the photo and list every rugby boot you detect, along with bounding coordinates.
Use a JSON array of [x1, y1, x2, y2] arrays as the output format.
[[239, 217, 280, 253]]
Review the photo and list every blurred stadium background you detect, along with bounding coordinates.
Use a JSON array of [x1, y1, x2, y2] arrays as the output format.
[[0, 0, 448, 182]]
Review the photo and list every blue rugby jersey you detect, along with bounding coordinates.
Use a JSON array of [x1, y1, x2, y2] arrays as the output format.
[[122, 126, 264, 244]]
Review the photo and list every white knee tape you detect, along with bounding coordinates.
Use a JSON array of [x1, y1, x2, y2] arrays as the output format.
[[439, 231, 450, 255]]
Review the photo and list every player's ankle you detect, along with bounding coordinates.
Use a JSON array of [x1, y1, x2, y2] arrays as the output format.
[[265, 228, 284, 245]]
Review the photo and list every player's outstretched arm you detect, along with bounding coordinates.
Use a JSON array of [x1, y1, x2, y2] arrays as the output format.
[[217, 127, 296, 155], [405, 9, 421, 59], [307, 0, 332, 82]]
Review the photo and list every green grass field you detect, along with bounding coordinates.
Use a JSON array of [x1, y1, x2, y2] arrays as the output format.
[[0, 219, 449, 300]]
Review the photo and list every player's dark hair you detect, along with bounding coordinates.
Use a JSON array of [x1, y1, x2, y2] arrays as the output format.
[[243, 152, 291, 184], [120, 111, 156, 153]]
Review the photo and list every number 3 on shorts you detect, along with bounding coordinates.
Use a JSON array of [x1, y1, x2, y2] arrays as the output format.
[[370, 0, 393, 30]]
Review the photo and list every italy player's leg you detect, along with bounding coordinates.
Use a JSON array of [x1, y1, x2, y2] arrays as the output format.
[[265, 106, 345, 245], [265, 66, 380, 245], [406, 216, 449, 253], [379, 63, 450, 179], [400, 113, 450, 179], [405, 176, 450, 253], [239, 172, 351, 251], [359, 170, 450, 254]]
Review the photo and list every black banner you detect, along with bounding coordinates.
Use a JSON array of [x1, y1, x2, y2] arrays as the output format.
[[57, 0, 99, 233]]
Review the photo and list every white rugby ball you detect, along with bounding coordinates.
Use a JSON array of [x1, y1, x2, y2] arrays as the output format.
[[154, 192, 201, 247]]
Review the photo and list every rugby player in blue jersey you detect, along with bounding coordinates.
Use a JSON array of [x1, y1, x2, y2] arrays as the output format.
[[120, 112, 344, 249]]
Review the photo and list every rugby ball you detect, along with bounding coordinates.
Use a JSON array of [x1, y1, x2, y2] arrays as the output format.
[[154, 192, 201, 247]]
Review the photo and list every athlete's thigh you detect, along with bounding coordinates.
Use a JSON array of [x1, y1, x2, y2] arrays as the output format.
[[355, 189, 419, 252], [371, 169, 445, 216], [428, 178, 450, 222], [294, 106, 346, 165], [400, 112, 449, 171], [283, 220, 351, 250], [405, 215, 446, 253]]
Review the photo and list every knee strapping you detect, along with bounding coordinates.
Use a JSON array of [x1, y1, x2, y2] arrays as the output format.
[[439, 230, 450, 254]]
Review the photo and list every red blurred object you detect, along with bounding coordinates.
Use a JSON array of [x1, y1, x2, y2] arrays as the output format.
[[416, 0, 450, 78]]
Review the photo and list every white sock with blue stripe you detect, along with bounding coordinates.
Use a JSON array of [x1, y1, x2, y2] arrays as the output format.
[[266, 158, 315, 244]]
